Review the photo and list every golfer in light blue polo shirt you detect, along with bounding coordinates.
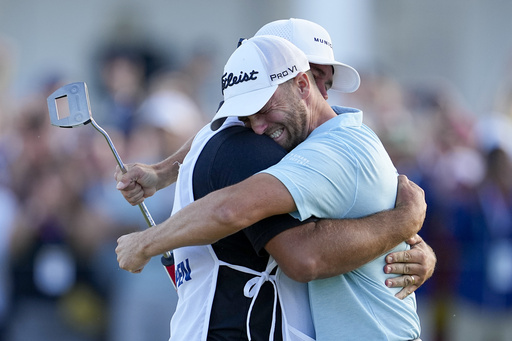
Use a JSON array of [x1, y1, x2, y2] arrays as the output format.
[[262, 106, 421, 340]]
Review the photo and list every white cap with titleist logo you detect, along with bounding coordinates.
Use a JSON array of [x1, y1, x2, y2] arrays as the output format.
[[211, 35, 310, 130], [255, 18, 360, 93]]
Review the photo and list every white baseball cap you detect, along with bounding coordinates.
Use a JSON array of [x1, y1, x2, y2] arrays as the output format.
[[211, 35, 310, 130], [255, 18, 360, 93]]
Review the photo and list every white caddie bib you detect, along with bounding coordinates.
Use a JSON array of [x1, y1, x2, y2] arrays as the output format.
[[168, 117, 315, 341]]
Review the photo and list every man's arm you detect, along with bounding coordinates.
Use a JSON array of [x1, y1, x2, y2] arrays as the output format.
[[121, 172, 298, 257], [264, 174, 425, 283], [115, 136, 193, 203], [116, 174, 425, 274]]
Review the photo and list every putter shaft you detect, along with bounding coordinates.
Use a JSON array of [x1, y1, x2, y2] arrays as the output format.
[[90, 119, 172, 259]]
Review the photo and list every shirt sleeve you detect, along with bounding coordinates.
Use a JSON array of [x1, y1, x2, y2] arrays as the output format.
[[261, 134, 359, 221]]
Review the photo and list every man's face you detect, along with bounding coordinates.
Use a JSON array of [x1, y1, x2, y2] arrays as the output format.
[[239, 84, 310, 152], [310, 64, 334, 100]]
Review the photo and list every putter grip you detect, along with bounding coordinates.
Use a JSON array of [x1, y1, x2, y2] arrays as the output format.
[[162, 254, 177, 289]]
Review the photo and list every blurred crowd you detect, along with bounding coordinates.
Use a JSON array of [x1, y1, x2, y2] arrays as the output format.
[[1, 34, 512, 341], [340, 69, 512, 341], [0, 39, 209, 341]]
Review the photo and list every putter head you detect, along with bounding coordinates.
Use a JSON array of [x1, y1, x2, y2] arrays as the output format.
[[47, 82, 92, 128]]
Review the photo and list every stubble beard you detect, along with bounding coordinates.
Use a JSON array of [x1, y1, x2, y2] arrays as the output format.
[[281, 100, 310, 152]]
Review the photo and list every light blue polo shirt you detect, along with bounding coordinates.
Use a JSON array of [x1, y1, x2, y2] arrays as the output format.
[[261, 106, 421, 340]]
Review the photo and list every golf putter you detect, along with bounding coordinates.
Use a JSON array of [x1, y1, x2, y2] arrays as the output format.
[[47, 82, 176, 288]]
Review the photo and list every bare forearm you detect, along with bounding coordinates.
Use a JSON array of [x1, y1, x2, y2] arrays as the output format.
[[269, 206, 417, 282], [116, 173, 294, 272], [154, 137, 193, 190], [140, 173, 295, 257], [312, 206, 418, 276], [269, 176, 426, 282]]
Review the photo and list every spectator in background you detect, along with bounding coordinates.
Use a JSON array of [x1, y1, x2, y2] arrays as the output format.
[[0, 14, 201, 341], [94, 45, 166, 137], [88, 48, 207, 341], [5, 97, 110, 341], [175, 42, 220, 121], [3, 52, 205, 339], [340, 70, 420, 177], [0, 37, 17, 337], [104, 69, 205, 341], [343, 72, 489, 341], [136, 70, 206, 156], [402, 78, 484, 341], [446, 139, 512, 341], [0, 185, 18, 338]]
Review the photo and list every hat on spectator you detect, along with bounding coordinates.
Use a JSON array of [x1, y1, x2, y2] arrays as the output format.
[[211, 35, 310, 130], [255, 18, 360, 93]]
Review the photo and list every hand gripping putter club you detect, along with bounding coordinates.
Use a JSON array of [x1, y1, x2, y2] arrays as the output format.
[[47, 82, 176, 288]]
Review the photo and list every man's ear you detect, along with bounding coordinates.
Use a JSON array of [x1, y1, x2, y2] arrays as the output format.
[[294, 72, 311, 99]]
